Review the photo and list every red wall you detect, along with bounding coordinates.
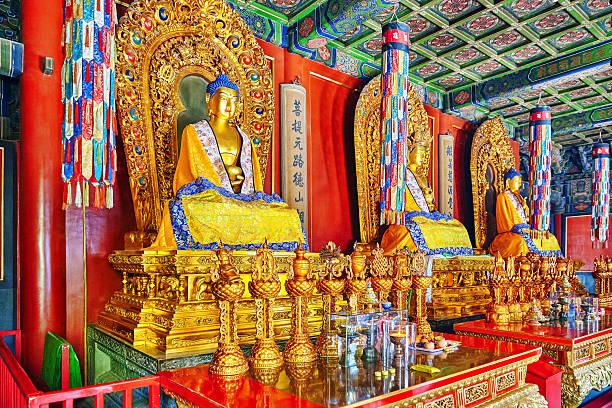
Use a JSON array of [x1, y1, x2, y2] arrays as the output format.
[[564, 215, 612, 270], [52, 39, 484, 368]]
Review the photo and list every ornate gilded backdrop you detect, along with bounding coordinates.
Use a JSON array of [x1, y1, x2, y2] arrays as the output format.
[[470, 117, 515, 250], [354, 75, 431, 244], [116, 0, 274, 232]]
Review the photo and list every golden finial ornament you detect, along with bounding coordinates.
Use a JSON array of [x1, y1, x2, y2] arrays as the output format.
[[485, 252, 510, 325], [209, 245, 249, 376], [316, 242, 346, 361], [345, 242, 368, 313], [410, 251, 432, 336], [369, 244, 393, 304], [390, 251, 413, 309], [248, 240, 283, 369], [283, 244, 317, 364]]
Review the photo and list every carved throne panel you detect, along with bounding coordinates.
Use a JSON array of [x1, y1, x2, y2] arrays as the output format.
[[470, 117, 515, 250], [353, 75, 431, 244], [115, 0, 274, 235]]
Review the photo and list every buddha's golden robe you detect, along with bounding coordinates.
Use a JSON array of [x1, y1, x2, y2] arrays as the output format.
[[489, 191, 561, 257], [150, 121, 306, 251], [380, 169, 472, 256]]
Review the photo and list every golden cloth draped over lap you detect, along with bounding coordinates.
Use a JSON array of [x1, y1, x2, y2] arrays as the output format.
[[381, 219, 473, 255], [489, 191, 560, 258], [151, 124, 306, 250]]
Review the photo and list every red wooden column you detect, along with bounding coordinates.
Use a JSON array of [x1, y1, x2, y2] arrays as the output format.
[[20, 0, 66, 384]]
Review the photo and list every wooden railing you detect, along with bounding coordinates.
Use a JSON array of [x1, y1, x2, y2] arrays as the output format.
[[0, 331, 161, 408]]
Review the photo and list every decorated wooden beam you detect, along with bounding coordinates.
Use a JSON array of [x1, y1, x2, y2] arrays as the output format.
[[287, 0, 396, 79], [447, 41, 612, 118], [515, 104, 612, 142], [0, 38, 22, 78]]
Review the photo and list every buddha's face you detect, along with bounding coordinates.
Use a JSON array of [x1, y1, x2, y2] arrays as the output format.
[[507, 175, 522, 193], [206, 87, 238, 121], [409, 145, 426, 168]]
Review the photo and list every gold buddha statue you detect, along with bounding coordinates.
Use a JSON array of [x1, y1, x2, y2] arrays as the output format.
[[150, 74, 307, 251], [380, 143, 473, 256], [489, 168, 561, 258]]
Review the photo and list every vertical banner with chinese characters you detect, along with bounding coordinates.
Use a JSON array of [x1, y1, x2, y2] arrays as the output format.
[[438, 133, 454, 216], [280, 82, 308, 238]]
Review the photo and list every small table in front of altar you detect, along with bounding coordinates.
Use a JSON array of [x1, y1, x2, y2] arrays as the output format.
[[158, 333, 547, 408], [455, 317, 612, 408]]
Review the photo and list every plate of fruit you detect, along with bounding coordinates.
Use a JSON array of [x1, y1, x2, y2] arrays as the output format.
[[412, 335, 460, 353]]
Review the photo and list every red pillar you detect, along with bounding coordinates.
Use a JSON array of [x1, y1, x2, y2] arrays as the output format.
[[20, 0, 66, 385]]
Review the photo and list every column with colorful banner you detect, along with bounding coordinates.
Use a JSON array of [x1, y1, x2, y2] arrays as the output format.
[[380, 21, 411, 225], [528, 106, 552, 236], [592, 142, 610, 248], [280, 81, 308, 238], [61, 0, 117, 209]]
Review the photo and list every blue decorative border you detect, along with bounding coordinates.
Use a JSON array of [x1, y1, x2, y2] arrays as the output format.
[[169, 177, 309, 251], [510, 223, 562, 256], [404, 211, 473, 256]]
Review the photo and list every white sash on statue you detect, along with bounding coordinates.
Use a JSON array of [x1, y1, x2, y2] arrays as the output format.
[[405, 169, 430, 213], [506, 190, 528, 224]]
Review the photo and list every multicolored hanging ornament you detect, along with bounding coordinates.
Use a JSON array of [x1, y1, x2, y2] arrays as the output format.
[[61, 0, 117, 209], [528, 106, 552, 238], [591, 142, 610, 248], [380, 21, 411, 225]]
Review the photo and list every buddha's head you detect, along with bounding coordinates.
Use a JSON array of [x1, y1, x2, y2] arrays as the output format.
[[505, 168, 522, 193], [205, 74, 240, 122], [408, 143, 427, 169]]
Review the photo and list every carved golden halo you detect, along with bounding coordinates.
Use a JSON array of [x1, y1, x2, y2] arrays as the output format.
[[470, 117, 515, 250], [116, 0, 274, 232], [353, 74, 432, 243]]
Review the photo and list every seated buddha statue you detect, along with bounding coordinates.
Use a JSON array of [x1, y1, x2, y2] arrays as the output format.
[[380, 143, 473, 256], [150, 74, 307, 251], [489, 168, 561, 258]]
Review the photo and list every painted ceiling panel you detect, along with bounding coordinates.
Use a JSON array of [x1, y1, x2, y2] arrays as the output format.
[[114, 0, 611, 146]]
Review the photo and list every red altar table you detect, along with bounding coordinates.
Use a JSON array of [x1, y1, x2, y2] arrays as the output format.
[[455, 316, 612, 408], [158, 333, 546, 408]]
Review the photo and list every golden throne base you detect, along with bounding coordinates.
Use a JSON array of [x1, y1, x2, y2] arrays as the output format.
[[429, 256, 493, 319], [98, 250, 334, 355]]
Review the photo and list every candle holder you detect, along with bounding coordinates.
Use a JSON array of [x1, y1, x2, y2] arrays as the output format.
[[486, 253, 510, 325], [248, 242, 283, 369], [283, 244, 317, 364], [209, 246, 248, 376]]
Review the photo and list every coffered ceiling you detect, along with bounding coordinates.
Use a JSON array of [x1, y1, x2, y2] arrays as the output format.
[[116, 0, 612, 147]]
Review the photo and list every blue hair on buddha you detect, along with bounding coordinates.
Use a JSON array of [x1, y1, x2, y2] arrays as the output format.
[[505, 168, 521, 181], [206, 73, 240, 98], [409, 143, 427, 153]]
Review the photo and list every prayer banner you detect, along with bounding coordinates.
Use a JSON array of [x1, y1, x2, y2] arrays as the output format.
[[280, 83, 308, 238], [438, 133, 454, 216]]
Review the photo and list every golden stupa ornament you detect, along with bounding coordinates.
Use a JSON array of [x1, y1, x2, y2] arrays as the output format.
[[209, 245, 248, 376], [248, 241, 283, 369], [316, 242, 345, 360], [410, 251, 432, 336], [486, 253, 510, 325], [283, 244, 317, 363]]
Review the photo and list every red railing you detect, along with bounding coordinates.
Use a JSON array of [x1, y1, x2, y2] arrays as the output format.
[[0, 331, 161, 408], [0, 330, 37, 407]]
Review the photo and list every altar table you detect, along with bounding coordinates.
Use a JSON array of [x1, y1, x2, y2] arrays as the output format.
[[158, 333, 547, 408], [455, 317, 612, 408]]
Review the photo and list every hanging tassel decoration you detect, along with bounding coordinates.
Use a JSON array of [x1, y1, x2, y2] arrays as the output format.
[[380, 21, 411, 226], [61, 0, 117, 209], [592, 142, 610, 248], [528, 106, 552, 242]]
